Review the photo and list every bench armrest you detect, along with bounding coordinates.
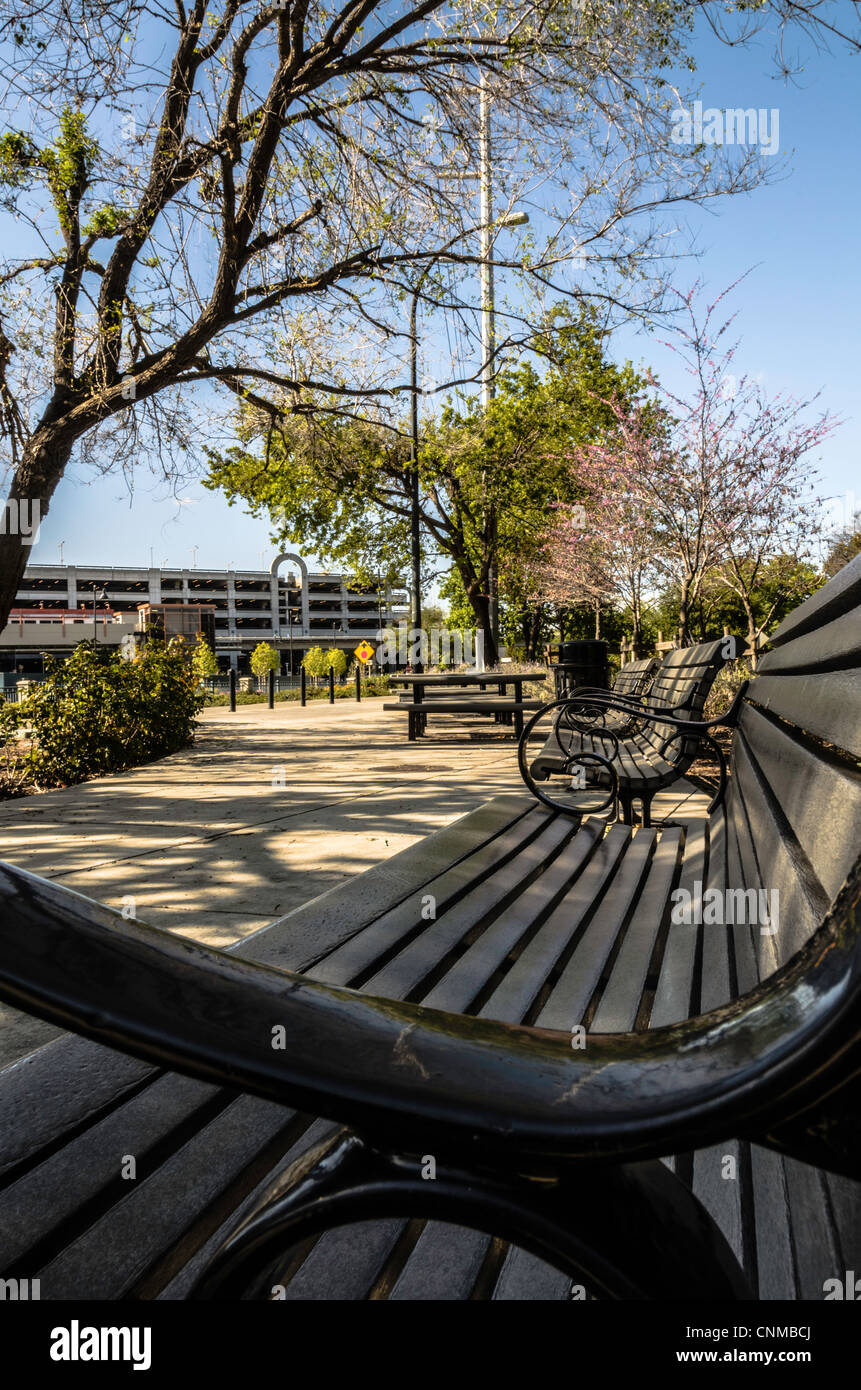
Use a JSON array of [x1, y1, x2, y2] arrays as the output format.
[[555, 683, 749, 731], [0, 853, 858, 1178]]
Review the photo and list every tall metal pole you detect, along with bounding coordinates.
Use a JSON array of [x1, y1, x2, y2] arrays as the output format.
[[479, 74, 494, 414], [409, 289, 424, 671], [479, 74, 499, 653]]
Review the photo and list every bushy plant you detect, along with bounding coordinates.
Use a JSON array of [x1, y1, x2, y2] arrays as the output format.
[[19, 640, 203, 787]]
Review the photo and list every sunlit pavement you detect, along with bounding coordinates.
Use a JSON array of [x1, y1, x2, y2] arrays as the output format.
[[0, 698, 523, 1063]]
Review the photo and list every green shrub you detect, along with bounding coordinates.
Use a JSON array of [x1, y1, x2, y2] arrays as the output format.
[[704, 659, 753, 721], [19, 641, 203, 787]]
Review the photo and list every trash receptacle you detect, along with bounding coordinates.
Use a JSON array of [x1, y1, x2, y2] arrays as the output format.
[[547, 639, 608, 699]]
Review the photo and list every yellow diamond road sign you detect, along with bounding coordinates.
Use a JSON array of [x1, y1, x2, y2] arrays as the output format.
[[354, 641, 375, 664]]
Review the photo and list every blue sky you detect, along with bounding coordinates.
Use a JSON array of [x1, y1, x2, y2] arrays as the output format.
[[27, 15, 861, 576]]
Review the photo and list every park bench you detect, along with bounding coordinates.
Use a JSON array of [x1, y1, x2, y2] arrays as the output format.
[[524, 639, 735, 825], [0, 555, 859, 1300]]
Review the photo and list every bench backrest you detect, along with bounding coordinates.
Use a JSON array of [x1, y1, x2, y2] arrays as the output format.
[[613, 656, 659, 700], [723, 554, 861, 978], [637, 639, 729, 760]]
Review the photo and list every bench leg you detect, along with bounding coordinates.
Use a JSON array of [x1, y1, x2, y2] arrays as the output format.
[[408, 711, 417, 741], [190, 1129, 752, 1301]]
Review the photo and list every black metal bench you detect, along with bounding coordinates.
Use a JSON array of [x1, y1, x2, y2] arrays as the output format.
[[611, 654, 659, 702], [524, 639, 735, 825], [0, 557, 859, 1300]]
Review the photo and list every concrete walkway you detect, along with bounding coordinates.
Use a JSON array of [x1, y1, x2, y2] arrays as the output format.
[[0, 697, 523, 1062]]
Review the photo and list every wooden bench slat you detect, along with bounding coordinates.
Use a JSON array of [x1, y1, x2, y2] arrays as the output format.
[[280, 1216, 408, 1300], [389, 1223, 491, 1300], [738, 703, 861, 903], [360, 815, 577, 1000], [311, 811, 570, 990], [533, 831, 656, 1031], [729, 733, 830, 969], [750, 1146, 798, 1299], [650, 821, 710, 1027], [34, 1093, 303, 1298], [477, 826, 633, 1025], [756, 604, 861, 675], [421, 820, 604, 1015], [748, 671, 861, 759], [590, 829, 683, 1032], [492, 1244, 572, 1300]]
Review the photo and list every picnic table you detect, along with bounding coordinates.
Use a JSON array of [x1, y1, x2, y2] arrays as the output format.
[[386, 670, 548, 739], [389, 670, 547, 698]]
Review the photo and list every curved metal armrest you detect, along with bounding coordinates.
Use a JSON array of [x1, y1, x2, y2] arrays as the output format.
[[558, 683, 749, 737], [0, 855, 859, 1177]]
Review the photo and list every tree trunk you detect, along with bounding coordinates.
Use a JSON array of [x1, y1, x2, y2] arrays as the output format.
[[0, 434, 76, 630], [743, 601, 759, 671], [677, 579, 691, 647], [467, 588, 499, 666]]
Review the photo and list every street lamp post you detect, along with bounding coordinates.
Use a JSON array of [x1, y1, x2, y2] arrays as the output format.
[[92, 584, 108, 645], [408, 209, 527, 672]]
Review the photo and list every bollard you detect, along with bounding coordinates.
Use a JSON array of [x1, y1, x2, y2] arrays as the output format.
[[268, 668, 275, 709], [229, 668, 236, 712], [300, 666, 306, 707], [355, 666, 361, 702], [328, 665, 335, 704]]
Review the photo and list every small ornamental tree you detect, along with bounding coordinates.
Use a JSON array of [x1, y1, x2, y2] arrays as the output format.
[[191, 633, 219, 684], [250, 641, 280, 687], [301, 647, 328, 686], [325, 648, 348, 680], [557, 283, 832, 647], [532, 493, 660, 652]]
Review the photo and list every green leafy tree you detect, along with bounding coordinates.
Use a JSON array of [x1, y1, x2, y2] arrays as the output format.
[[823, 512, 861, 578], [206, 308, 646, 664], [325, 648, 348, 680], [191, 633, 219, 683], [301, 646, 328, 686], [2, 0, 805, 632], [250, 641, 280, 685]]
